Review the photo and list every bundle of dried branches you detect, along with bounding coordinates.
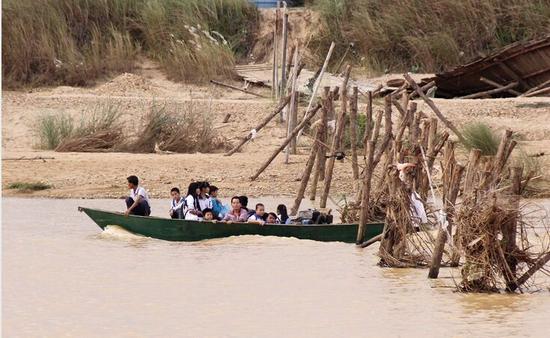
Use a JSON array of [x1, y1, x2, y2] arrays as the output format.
[[55, 129, 122, 152]]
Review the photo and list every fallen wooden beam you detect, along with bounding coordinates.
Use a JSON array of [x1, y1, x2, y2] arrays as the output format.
[[458, 81, 518, 99], [479, 77, 522, 96], [521, 78, 550, 97], [524, 86, 550, 97], [210, 80, 267, 98], [3, 156, 55, 162]]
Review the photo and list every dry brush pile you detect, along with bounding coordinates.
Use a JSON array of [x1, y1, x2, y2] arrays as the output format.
[[346, 74, 550, 293]]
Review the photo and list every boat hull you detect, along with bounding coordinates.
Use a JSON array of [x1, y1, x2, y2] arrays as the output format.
[[79, 207, 384, 243]]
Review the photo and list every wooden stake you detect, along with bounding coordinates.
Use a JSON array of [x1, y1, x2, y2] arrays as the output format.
[[279, 11, 289, 99], [320, 94, 348, 208], [356, 140, 375, 244], [350, 86, 359, 180], [291, 126, 321, 215], [463, 148, 482, 194], [504, 166, 522, 290], [250, 104, 321, 181], [225, 95, 291, 156], [309, 89, 329, 200]]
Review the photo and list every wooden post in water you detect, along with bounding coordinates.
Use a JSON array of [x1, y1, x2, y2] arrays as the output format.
[[251, 104, 321, 181], [349, 86, 359, 180], [309, 88, 329, 201], [318, 66, 351, 207], [356, 140, 375, 244], [504, 166, 522, 291]]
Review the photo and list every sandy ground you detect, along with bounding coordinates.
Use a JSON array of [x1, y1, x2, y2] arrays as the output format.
[[3, 61, 550, 200]]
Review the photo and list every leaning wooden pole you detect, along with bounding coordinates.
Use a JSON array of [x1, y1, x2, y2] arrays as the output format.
[[225, 95, 291, 156], [403, 73, 464, 143], [291, 126, 321, 215], [309, 88, 330, 201], [251, 104, 321, 181]]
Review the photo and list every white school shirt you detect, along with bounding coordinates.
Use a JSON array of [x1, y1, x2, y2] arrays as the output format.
[[170, 197, 185, 212], [185, 195, 198, 213], [198, 196, 212, 211], [130, 186, 150, 204]]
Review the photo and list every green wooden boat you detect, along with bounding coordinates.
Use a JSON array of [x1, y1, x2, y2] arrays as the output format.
[[79, 207, 384, 243]]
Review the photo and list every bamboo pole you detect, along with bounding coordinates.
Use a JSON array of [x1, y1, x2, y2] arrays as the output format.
[[297, 42, 336, 140], [285, 91, 298, 163], [403, 73, 464, 143], [350, 86, 359, 180], [250, 104, 321, 181], [356, 140, 375, 244], [225, 95, 291, 156]]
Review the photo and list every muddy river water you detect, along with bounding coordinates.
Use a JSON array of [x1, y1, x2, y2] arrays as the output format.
[[3, 198, 549, 337]]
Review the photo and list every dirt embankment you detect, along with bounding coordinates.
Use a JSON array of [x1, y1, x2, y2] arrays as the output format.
[[3, 60, 550, 200]]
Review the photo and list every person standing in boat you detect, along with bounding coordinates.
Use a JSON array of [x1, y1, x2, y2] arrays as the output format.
[[209, 185, 228, 219], [222, 196, 248, 222], [169, 187, 185, 219], [184, 182, 202, 220], [125, 175, 151, 216]]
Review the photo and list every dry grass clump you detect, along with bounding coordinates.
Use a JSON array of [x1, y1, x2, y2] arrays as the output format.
[[121, 102, 230, 153], [36, 104, 123, 151], [2, 0, 258, 87], [8, 182, 52, 192], [310, 0, 550, 73]]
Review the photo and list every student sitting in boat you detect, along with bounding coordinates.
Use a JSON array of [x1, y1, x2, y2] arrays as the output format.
[[198, 181, 212, 211], [277, 204, 292, 224], [184, 182, 202, 220], [210, 185, 228, 219], [222, 196, 248, 222], [169, 187, 185, 219], [247, 203, 266, 224], [125, 175, 151, 216], [265, 212, 279, 224], [201, 208, 215, 222]]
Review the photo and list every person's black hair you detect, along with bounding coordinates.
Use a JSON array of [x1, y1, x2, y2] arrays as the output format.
[[171, 187, 180, 194], [199, 181, 210, 189], [255, 203, 264, 210], [277, 204, 289, 223], [202, 208, 213, 215], [210, 185, 219, 193], [127, 175, 139, 186], [231, 196, 241, 203], [239, 195, 249, 208], [187, 182, 199, 197]]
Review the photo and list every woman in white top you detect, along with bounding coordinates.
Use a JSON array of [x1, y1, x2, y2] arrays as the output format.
[[169, 187, 185, 219], [184, 182, 202, 220], [198, 181, 212, 212]]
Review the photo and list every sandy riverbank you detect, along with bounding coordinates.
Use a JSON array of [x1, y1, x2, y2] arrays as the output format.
[[3, 63, 550, 200]]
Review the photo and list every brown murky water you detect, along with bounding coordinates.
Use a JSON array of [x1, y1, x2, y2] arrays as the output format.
[[3, 198, 549, 338]]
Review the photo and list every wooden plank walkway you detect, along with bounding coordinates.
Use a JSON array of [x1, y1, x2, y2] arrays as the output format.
[[235, 63, 379, 95]]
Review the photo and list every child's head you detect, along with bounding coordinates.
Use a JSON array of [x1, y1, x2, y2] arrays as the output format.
[[127, 175, 139, 189], [209, 185, 219, 197], [266, 212, 278, 224], [170, 187, 180, 199], [199, 181, 210, 195], [231, 196, 242, 210], [202, 208, 214, 221], [277, 204, 287, 216], [255, 203, 265, 217]]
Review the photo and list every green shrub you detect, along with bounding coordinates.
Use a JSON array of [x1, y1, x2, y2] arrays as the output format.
[[35, 114, 75, 150], [461, 122, 499, 156]]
